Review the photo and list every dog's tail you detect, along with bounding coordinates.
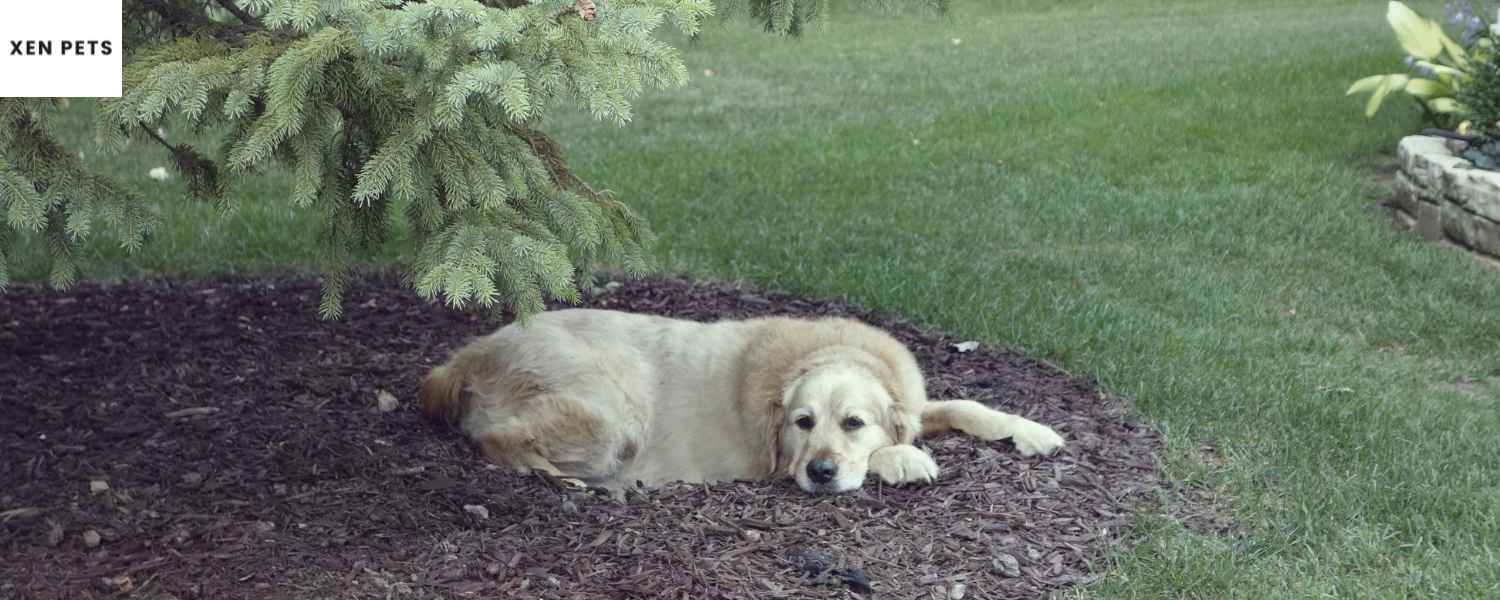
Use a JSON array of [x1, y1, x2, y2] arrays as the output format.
[[420, 363, 467, 425]]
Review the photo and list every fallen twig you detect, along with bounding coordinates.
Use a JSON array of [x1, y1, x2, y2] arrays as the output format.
[[164, 407, 220, 418]]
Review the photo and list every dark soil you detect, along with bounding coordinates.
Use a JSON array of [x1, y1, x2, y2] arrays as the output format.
[[0, 274, 1162, 599]]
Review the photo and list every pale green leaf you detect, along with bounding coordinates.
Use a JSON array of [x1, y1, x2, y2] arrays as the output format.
[[1347, 75, 1388, 95], [1367, 73, 1410, 117], [1387, 1, 1442, 60], [1415, 61, 1464, 78], [1405, 77, 1453, 99], [1439, 34, 1469, 70], [1427, 97, 1462, 113]]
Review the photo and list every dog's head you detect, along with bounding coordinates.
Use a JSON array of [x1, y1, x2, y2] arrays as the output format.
[[777, 361, 907, 494]]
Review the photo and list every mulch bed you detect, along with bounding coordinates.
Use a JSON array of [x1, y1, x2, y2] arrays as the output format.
[[0, 274, 1162, 599]]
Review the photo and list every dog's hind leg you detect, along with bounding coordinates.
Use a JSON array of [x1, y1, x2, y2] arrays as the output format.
[[478, 427, 600, 489], [920, 400, 1065, 457], [471, 395, 624, 488]]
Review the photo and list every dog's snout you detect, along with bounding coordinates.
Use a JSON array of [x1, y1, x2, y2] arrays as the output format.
[[806, 458, 837, 484]]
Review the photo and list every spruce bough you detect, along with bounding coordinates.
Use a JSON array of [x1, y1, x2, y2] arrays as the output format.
[[0, 0, 942, 319]]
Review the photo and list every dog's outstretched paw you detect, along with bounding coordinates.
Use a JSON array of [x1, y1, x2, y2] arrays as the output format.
[[869, 444, 939, 486], [1012, 421, 1065, 457]]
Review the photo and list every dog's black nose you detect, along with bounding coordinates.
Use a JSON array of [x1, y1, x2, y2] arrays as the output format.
[[806, 458, 837, 484]]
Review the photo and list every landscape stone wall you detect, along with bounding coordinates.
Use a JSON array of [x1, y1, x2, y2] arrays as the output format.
[[1394, 135, 1500, 260]]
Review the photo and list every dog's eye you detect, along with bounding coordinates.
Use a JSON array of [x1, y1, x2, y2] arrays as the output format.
[[841, 417, 864, 431], [795, 415, 815, 430]]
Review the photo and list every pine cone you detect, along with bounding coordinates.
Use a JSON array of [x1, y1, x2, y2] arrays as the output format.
[[576, 0, 596, 21]]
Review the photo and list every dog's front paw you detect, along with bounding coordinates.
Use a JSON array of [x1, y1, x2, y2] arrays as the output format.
[[1012, 421, 1064, 457], [868, 444, 940, 486]]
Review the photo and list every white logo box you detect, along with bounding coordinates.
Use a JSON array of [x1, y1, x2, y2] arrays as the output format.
[[0, 0, 123, 97]]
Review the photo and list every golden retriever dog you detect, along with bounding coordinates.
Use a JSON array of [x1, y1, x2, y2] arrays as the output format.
[[420, 309, 1064, 494]]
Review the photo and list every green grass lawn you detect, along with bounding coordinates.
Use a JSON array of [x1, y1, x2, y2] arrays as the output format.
[[12, 0, 1500, 596]]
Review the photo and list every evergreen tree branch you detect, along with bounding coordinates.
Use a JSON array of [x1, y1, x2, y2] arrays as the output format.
[[212, 0, 265, 29], [138, 122, 176, 153], [131, 0, 259, 45], [139, 123, 223, 201], [513, 125, 603, 199], [13, 0, 908, 316], [133, 0, 209, 37]]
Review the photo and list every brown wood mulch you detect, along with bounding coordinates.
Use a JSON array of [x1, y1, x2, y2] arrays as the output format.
[[0, 274, 1162, 599]]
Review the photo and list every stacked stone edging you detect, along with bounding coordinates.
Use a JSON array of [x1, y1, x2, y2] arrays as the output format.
[[1394, 135, 1500, 259]]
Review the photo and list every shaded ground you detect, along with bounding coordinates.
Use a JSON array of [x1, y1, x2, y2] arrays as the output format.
[[0, 274, 1161, 599]]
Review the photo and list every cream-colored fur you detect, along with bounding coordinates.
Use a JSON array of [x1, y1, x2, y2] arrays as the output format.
[[421, 308, 1064, 494]]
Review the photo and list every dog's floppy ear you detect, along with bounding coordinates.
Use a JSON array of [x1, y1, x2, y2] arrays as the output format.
[[741, 374, 796, 478], [762, 399, 786, 476], [762, 370, 819, 477]]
